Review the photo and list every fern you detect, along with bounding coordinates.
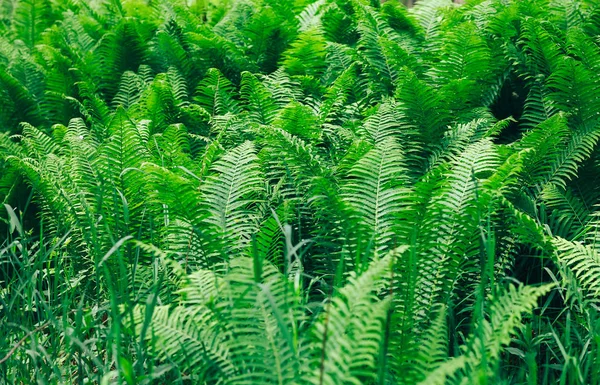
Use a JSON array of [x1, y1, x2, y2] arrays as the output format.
[[136, 257, 303, 384], [95, 19, 150, 101], [547, 58, 600, 125], [553, 237, 600, 303], [201, 141, 264, 258], [341, 139, 411, 255], [428, 21, 495, 109], [520, 81, 558, 130], [12, 0, 54, 48], [194, 67, 240, 116], [112, 71, 145, 109], [418, 284, 553, 385], [304, 251, 395, 385], [410, 0, 452, 42], [240, 71, 279, 125], [282, 28, 327, 77], [3, 1, 600, 384]]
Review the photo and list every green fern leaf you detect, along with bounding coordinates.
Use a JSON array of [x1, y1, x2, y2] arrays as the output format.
[[201, 141, 265, 257], [341, 139, 411, 254]]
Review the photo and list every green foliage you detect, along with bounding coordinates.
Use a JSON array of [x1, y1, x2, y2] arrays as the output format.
[[2, 0, 600, 384]]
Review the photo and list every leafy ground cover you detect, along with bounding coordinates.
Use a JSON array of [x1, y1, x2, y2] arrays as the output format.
[[2, 0, 600, 384]]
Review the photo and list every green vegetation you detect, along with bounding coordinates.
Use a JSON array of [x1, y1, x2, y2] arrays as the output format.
[[1, 0, 600, 383]]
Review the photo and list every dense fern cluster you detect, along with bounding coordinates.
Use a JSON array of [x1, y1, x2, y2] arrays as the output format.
[[2, 0, 600, 383]]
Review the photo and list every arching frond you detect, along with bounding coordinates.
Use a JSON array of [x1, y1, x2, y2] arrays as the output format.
[[554, 237, 600, 304], [341, 139, 411, 254], [419, 284, 553, 384], [410, 0, 452, 42], [12, 0, 54, 48], [194, 67, 240, 116], [282, 28, 327, 77], [304, 251, 395, 385], [239, 72, 279, 125], [136, 257, 304, 384], [112, 71, 145, 109], [201, 141, 265, 258]]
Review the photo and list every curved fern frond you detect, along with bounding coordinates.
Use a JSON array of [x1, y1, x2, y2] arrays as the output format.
[[112, 70, 145, 109], [411, 139, 501, 324], [410, 305, 451, 384], [541, 184, 591, 239], [341, 139, 411, 255], [273, 101, 321, 141], [427, 117, 500, 173], [194, 67, 240, 116], [240, 71, 279, 125], [428, 22, 494, 108], [95, 18, 150, 100], [201, 141, 265, 258], [520, 81, 558, 130], [358, 101, 406, 145], [99, 108, 150, 185], [395, 72, 448, 150], [410, 0, 452, 42], [137, 256, 304, 384], [304, 251, 395, 385], [281, 28, 327, 77], [319, 63, 359, 123], [0, 69, 46, 131], [419, 284, 553, 384], [553, 237, 600, 304], [517, 18, 565, 80], [544, 121, 600, 190], [298, 0, 326, 32], [12, 0, 54, 48], [547, 58, 600, 125]]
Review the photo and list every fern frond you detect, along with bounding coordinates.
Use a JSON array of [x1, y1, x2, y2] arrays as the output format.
[[419, 284, 553, 384], [12, 0, 54, 48], [99, 108, 150, 185], [412, 304, 451, 383], [553, 237, 600, 303], [239, 72, 279, 125], [201, 141, 265, 258], [305, 251, 395, 385], [428, 22, 494, 108], [319, 63, 359, 123], [135, 303, 236, 382], [480, 284, 554, 362], [427, 117, 500, 174], [95, 19, 150, 100], [520, 81, 558, 130], [413, 140, 501, 321], [273, 101, 321, 141], [297, 0, 326, 32], [547, 57, 600, 124], [341, 139, 411, 254], [358, 101, 405, 145], [542, 184, 591, 239], [410, 0, 452, 42], [544, 121, 600, 190], [153, 19, 200, 87], [514, 113, 570, 189], [282, 28, 327, 77], [320, 1, 358, 46], [518, 18, 565, 80], [138, 257, 304, 384], [0, 69, 46, 131], [112, 70, 145, 109], [395, 72, 448, 149], [261, 69, 303, 108], [194, 67, 240, 116]]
